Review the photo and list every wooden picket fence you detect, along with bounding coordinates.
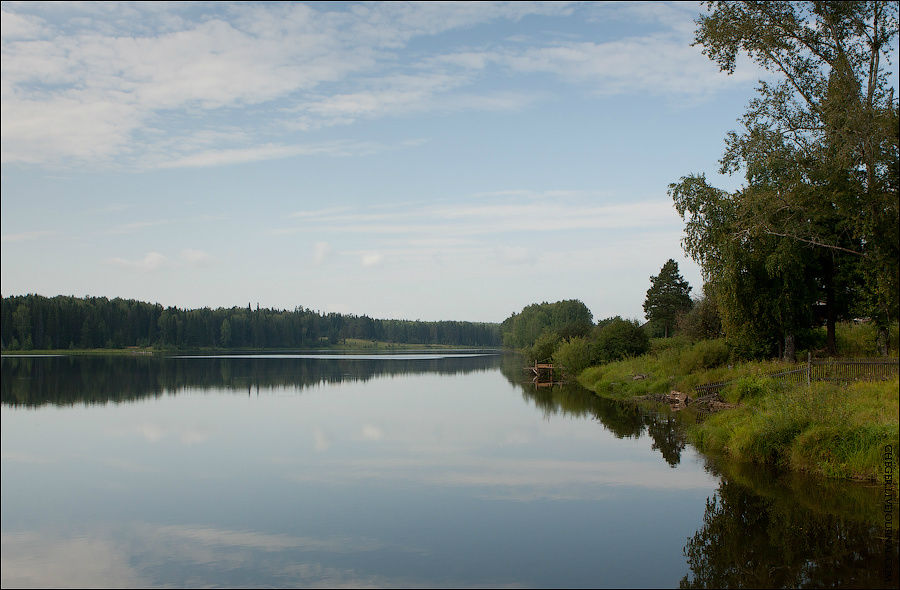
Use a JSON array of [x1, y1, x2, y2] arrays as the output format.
[[693, 356, 899, 396]]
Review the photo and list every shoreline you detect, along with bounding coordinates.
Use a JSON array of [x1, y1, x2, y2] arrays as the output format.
[[577, 358, 899, 484], [0, 342, 504, 356]]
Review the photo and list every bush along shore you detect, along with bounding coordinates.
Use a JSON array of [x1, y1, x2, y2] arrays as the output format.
[[574, 325, 899, 484]]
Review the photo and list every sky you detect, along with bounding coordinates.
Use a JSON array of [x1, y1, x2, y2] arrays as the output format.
[[1, 1, 769, 323]]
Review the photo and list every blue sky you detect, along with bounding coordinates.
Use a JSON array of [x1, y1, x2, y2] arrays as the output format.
[[1, 1, 767, 323]]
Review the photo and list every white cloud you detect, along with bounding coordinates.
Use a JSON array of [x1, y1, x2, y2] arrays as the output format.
[[312, 242, 331, 265], [1, 2, 750, 169], [497, 36, 760, 98], [495, 246, 534, 265], [108, 252, 168, 272], [152, 140, 384, 169], [180, 249, 213, 266], [108, 220, 171, 235], [275, 197, 680, 238], [360, 252, 384, 267], [361, 424, 384, 441], [0, 230, 54, 243], [0, 10, 45, 40]]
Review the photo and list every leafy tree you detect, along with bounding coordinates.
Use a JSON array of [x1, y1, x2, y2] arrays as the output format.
[[527, 330, 562, 364], [643, 259, 693, 338], [593, 318, 649, 362], [671, 1, 898, 357], [552, 336, 594, 376], [500, 299, 593, 349], [676, 289, 722, 342]]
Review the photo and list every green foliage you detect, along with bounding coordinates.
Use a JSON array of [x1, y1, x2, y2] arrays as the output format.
[[527, 330, 562, 364], [834, 320, 900, 357], [643, 259, 692, 338], [676, 293, 722, 342], [678, 338, 731, 374], [0, 293, 501, 350], [500, 299, 593, 349], [552, 336, 594, 376], [722, 375, 779, 404], [690, 378, 900, 481], [671, 1, 899, 360], [592, 318, 650, 363]]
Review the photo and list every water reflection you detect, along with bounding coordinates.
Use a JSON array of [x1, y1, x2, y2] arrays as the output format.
[[499, 355, 687, 467], [0, 352, 500, 407], [681, 459, 899, 588], [2, 353, 896, 588]]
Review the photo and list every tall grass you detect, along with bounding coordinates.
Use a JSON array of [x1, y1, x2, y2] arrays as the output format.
[[833, 321, 900, 356], [576, 324, 899, 482], [689, 378, 899, 481], [577, 337, 793, 398]]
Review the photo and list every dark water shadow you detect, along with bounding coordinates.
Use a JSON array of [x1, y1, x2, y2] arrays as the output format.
[[0, 352, 501, 407], [499, 354, 687, 466], [681, 457, 898, 588]]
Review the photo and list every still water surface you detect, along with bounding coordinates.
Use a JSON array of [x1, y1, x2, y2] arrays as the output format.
[[1, 353, 895, 588]]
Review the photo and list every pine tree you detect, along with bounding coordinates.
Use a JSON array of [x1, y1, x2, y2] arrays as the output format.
[[643, 259, 693, 338]]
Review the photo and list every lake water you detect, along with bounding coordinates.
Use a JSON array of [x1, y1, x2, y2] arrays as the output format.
[[1, 353, 896, 588]]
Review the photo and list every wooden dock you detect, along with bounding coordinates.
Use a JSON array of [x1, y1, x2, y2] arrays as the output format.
[[527, 361, 555, 376]]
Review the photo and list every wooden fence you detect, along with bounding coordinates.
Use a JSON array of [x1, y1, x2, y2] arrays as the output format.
[[693, 356, 899, 396]]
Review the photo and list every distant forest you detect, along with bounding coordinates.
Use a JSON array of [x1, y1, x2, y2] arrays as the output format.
[[0, 294, 501, 350]]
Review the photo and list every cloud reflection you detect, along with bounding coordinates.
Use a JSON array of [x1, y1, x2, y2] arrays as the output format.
[[1, 531, 145, 588], [1, 524, 426, 589], [282, 455, 717, 501]]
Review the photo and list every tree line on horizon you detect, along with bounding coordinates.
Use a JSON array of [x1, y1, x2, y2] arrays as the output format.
[[0, 294, 501, 350]]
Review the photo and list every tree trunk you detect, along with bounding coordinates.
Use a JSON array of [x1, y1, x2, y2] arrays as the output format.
[[783, 332, 796, 363], [877, 323, 889, 356], [824, 255, 836, 355]]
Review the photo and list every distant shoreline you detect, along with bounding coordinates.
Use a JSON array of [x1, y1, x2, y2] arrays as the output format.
[[1, 341, 504, 356]]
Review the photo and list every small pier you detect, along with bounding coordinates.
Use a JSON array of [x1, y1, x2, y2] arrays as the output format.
[[529, 361, 555, 376], [524, 360, 564, 387]]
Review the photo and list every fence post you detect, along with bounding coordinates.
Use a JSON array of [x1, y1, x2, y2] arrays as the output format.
[[806, 352, 811, 386]]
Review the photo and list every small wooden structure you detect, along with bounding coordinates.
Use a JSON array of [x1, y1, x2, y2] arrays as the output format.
[[525, 360, 564, 387], [529, 361, 555, 376]]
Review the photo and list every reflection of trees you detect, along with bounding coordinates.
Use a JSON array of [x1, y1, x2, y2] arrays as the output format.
[[681, 463, 898, 589], [0, 354, 501, 407], [499, 354, 686, 465]]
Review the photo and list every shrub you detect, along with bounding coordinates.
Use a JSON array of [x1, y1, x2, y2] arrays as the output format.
[[593, 318, 649, 363], [676, 295, 722, 341], [552, 337, 594, 376], [678, 338, 730, 373], [527, 330, 561, 363], [722, 375, 778, 403]]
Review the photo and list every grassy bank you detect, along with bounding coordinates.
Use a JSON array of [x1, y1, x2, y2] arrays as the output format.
[[576, 323, 899, 482], [577, 337, 796, 399], [690, 378, 898, 481]]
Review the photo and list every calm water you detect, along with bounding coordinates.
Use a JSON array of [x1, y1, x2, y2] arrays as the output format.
[[1, 353, 896, 588]]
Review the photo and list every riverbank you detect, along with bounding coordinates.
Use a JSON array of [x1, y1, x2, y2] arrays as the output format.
[[576, 335, 899, 483]]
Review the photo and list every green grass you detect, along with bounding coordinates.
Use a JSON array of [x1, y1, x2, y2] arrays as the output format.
[[833, 320, 900, 356], [576, 321, 899, 483], [688, 378, 899, 481], [577, 338, 794, 399]]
